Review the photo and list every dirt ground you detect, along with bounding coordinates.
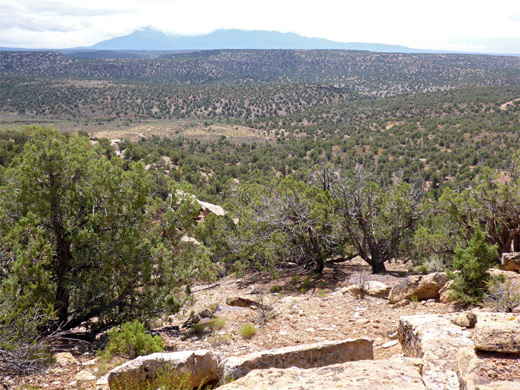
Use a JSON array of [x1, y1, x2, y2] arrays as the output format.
[[5, 258, 463, 390]]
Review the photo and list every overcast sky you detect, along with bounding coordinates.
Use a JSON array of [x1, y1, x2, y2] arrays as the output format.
[[1, 0, 520, 53]]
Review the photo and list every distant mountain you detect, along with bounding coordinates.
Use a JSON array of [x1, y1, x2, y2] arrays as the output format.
[[83, 27, 437, 53]]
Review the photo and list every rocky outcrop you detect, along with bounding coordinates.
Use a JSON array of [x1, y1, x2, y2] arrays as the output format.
[[398, 314, 474, 389], [107, 350, 218, 390], [388, 272, 449, 303], [218, 357, 426, 390], [345, 281, 391, 298], [457, 345, 520, 390], [218, 338, 373, 384], [474, 313, 520, 353], [501, 252, 520, 272], [400, 313, 520, 390]]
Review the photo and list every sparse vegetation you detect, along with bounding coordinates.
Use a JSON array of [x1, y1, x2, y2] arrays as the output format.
[[238, 323, 257, 339], [484, 276, 520, 312], [99, 320, 164, 361]]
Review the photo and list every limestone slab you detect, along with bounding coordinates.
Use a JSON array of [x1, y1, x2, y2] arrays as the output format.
[[219, 338, 373, 384]]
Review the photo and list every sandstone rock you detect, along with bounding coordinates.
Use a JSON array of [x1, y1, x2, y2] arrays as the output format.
[[226, 297, 267, 309], [451, 312, 478, 328], [345, 281, 391, 298], [439, 279, 454, 303], [474, 313, 520, 353], [398, 314, 474, 389], [182, 308, 213, 328], [457, 345, 520, 390], [381, 340, 399, 348], [75, 369, 96, 381], [392, 299, 411, 308], [388, 272, 448, 303], [476, 382, 520, 390], [218, 338, 373, 384], [456, 347, 480, 390], [501, 252, 520, 272], [217, 357, 426, 390], [107, 350, 218, 390], [54, 352, 78, 366], [513, 305, 520, 313]]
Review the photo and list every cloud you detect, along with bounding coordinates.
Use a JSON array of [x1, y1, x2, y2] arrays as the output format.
[[0, 13, 89, 32], [29, 1, 133, 17]]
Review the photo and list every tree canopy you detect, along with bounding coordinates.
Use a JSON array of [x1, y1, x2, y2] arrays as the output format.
[[0, 127, 214, 332]]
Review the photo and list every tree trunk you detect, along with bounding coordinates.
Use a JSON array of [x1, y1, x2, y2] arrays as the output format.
[[314, 257, 324, 273], [49, 172, 72, 326], [370, 259, 387, 274]]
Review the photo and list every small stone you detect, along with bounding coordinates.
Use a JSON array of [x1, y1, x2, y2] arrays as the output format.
[[75, 369, 96, 381], [381, 340, 399, 348], [392, 299, 411, 308], [451, 312, 477, 328]]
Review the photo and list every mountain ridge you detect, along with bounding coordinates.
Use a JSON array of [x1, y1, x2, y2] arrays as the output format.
[[81, 27, 439, 53]]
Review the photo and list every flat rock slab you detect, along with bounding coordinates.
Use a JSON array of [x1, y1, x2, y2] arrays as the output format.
[[219, 338, 373, 384], [399, 314, 474, 390], [474, 313, 520, 353], [218, 357, 426, 390], [107, 350, 218, 390], [457, 347, 520, 390]]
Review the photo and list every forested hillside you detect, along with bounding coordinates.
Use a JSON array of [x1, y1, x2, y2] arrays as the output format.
[[1, 49, 520, 375]]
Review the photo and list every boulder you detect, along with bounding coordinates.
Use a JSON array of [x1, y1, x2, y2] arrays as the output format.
[[107, 350, 218, 390], [345, 281, 391, 298], [501, 252, 520, 272], [217, 357, 426, 390], [388, 272, 448, 303], [398, 314, 474, 389], [439, 279, 454, 303], [451, 312, 478, 328], [218, 338, 373, 384], [54, 352, 78, 366], [474, 313, 520, 353]]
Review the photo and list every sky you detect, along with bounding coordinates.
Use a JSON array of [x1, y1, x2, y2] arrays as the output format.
[[1, 0, 520, 54]]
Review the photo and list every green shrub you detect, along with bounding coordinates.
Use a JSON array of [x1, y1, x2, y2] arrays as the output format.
[[447, 230, 497, 305], [269, 285, 283, 293], [208, 334, 232, 346], [238, 323, 257, 339], [208, 317, 226, 331], [99, 320, 164, 360], [110, 367, 208, 390]]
